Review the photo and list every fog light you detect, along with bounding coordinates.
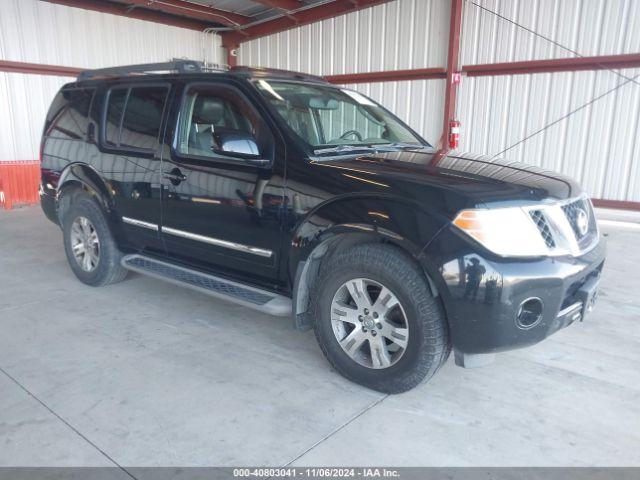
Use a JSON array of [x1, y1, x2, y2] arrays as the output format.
[[516, 297, 543, 329]]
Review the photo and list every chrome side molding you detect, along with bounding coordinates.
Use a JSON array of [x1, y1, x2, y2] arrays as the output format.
[[122, 216, 272, 258], [122, 216, 158, 231], [162, 226, 273, 258]]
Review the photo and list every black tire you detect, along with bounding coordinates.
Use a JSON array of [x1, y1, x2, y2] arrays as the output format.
[[61, 196, 128, 287], [311, 243, 450, 393]]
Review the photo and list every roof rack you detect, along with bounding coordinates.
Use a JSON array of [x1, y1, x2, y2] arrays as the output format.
[[230, 66, 329, 83], [77, 59, 210, 81]]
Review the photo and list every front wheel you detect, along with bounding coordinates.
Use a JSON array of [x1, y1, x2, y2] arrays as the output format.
[[311, 243, 450, 393]]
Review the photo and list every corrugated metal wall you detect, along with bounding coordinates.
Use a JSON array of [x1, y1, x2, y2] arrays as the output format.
[[238, 0, 450, 145], [460, 0, 640, 64], [0, 0, 221, 162], [238, 0, 640, 202], [458, 0, 640, 202], [240, 0, 450, 74], [338, 81, 446, 146]]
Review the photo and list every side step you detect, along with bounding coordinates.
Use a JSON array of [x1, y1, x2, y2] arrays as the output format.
[[121, 254, 292, 317]]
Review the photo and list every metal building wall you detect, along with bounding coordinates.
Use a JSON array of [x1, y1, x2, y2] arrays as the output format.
[[0, 0, 221, 162], [339, 81, 446, 145], [238, 0, 640, 202], [238, 0, 450, 145], [458, 0, 640, 202]]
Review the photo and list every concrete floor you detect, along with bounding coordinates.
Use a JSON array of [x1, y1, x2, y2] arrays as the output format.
[[0, 206, 639, 467]]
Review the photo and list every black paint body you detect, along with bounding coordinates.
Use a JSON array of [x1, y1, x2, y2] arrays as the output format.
[[40, 69, 605, 354]]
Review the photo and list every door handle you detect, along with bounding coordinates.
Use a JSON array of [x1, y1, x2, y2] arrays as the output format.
[[163, 168, 186, 184]]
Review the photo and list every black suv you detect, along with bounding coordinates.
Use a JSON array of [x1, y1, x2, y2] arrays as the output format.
[[40, 60, 605, 393]]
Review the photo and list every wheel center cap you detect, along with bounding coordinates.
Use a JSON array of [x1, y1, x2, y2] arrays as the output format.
[[363, 317, 375, 329]]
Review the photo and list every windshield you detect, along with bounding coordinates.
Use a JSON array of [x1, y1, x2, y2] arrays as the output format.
[[253, 80, 428, 154]]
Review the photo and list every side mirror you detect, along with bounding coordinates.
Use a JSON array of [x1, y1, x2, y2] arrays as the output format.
[[211, 128, 260, 159]]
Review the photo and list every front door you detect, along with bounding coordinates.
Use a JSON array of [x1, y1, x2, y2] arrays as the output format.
[[159, 81, 285, 288]]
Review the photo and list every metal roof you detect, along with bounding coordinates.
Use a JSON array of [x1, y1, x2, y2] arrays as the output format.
[[41, 1, 395, 45], [107, 0, 332, 28]]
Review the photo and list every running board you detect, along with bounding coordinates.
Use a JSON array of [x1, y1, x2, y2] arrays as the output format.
[[121, 254, 292, 317]]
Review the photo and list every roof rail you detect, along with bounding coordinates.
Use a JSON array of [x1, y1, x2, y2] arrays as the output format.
[[77, 59, 205, 81], [230, 66, 329, 83]]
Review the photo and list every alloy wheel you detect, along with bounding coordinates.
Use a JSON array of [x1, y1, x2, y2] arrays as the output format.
[[331, 278, 409, 369], [70, 216, 100, 272]]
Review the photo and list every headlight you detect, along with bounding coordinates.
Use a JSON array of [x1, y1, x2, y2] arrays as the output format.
[[452, 207, 550, 257]]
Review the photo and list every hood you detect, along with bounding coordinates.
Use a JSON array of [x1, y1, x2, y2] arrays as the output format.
[[309, 149, 582, 213]]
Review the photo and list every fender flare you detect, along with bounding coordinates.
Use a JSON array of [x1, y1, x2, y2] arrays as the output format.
[[288, 195, 447, 329], [56, 162, 117, 225]]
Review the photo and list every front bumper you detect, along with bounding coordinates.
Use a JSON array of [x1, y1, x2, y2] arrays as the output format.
[[421, 226, 606, 354]]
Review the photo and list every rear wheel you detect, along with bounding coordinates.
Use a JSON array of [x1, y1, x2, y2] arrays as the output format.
[[62, 196, 128, 286], [311, 243, 450, 393], [69, 216, 100, 273]]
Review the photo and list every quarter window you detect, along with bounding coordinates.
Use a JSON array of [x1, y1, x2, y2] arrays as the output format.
[[45, 88, 95, 140]]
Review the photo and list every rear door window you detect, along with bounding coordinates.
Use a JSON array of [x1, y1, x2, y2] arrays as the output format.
[[103, 85, 169, 152], [104, 88, 128, 146]]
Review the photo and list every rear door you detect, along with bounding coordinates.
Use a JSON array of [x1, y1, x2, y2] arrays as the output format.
[[95, 83, 171, 253], [159, 80, 285, 286]]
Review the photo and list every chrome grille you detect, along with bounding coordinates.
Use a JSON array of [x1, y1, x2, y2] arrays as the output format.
[[562, 199, 588, 238], [529, 210, 556, 248], [561, 198, 597, 248]]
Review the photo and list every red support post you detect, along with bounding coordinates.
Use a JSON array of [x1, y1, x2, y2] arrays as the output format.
[[440, 0, 463, 151], [222, 39, 240, 67]]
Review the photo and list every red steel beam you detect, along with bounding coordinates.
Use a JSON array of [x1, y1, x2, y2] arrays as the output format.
[[0, 60, 82, 77], [325, 68, 447, 84], [440, 0, 463, 149], [122, 0, 250, 27], [592, 199, 640, 212], [40, 0, 211, 30], [221, 0, 394, 45], [323, 53, 640, 85], [252, 0, 302, 11], [463, 53, 640, 77]]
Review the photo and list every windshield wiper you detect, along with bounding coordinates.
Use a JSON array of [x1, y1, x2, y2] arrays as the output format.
[[312, 143, 432, 158], [313, 143, 430, 156], [383, 142, 431, 150], [313, 145, 381, 155]]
